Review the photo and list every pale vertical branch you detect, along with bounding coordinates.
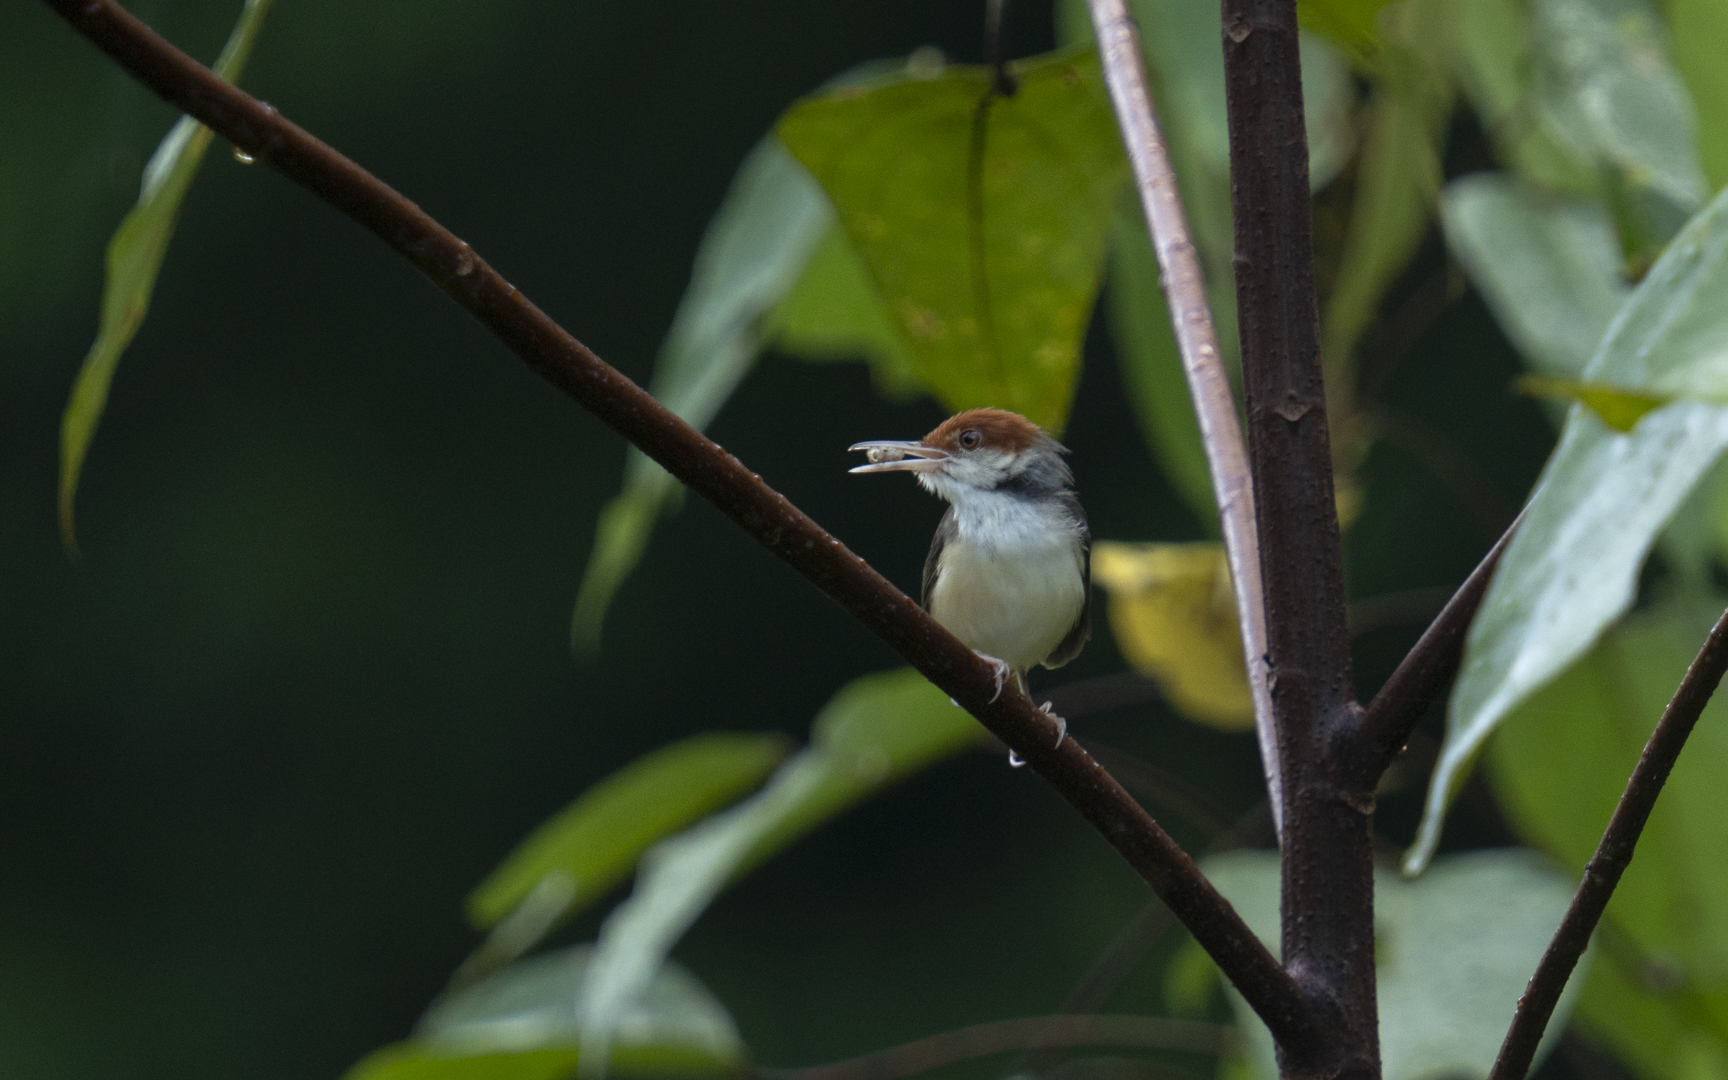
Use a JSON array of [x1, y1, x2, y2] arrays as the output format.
[[1086, 0, 1280, 837]]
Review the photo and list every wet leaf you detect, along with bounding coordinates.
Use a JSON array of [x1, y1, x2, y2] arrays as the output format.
[[1091, 542, 1251, 728], [343, 947, 745, 1080], [1205, 848, 1582, 1080], [1440, 174, 1631, 378], [1516, 375, 1672, 431], [1669, 0, 1728, 193], [467, 733, 791, 929], [58, 0, 275, 550], [1489, 603, 1728, 1078], [570, 138, 832, 653], [576, 669, 983, 1076], [778, 47, 1128, 434], [1530, 0, 1707, 268], [1407, 183, 1728, 874]]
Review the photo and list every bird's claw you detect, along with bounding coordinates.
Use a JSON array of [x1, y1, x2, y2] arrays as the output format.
[[975, 652, 1012, 703], [1039, 700, 1068, 748]]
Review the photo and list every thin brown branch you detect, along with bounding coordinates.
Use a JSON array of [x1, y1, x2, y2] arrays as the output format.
[[1085, 0, 1280, 839], [1346, 515, 1520, 789], [1488, 606, 1728, 1080], [1220, 0, 1374, 1075], [42, 0, 1316, 1049], [756, 1015, 1234, 1080]]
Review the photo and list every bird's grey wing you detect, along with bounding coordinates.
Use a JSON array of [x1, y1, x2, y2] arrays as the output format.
[[922, 506, 959, 610], [1043, 494, 1091, 669]]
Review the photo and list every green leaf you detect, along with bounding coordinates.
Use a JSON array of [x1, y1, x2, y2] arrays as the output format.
[[575, 669, 983, 1077], [778, 47, 1128, 434], [1516, 375, 1672, 432], [1205, 848, 1583, 1080], [58, 0, 275, 550], [467, 733, 792, 929], [1488, 603, 1728, 1078], [569, 137, 833, 653], [764, 222, 922, 397], [1530, 0, 1708, 269], [1440, 174, 1631, 379], [1296, 0, 1395, 67], [1105, 199, 1215, 528], [343, 947, 745, 1080], [1406, 183, 1728, 875], [1669, 0, 1728, 194]]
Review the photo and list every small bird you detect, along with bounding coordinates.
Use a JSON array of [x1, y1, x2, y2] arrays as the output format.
[[849, 408, 1091, 717]]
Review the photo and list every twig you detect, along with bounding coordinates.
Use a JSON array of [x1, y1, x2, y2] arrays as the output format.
[[1220, 0, 1376, 1075], [41, 0, 1317, 1049], [1346, 515, 1520, 789], [1085, 0, 1280, 839], [755, 1015, 1233, 1080], [1488, 606, 1728, 1080]]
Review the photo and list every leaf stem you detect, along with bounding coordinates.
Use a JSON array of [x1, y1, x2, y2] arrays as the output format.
[[41, 0, 1316, 1051], [1488, 606, 1728, 1080]]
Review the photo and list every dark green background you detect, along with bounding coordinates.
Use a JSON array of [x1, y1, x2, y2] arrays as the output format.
[[2, 2, 1551, 1078]]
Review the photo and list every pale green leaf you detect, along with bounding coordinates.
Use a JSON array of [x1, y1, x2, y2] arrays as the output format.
[[1489, 603, 1728, 1078], [1206, 848, 1582, 1080], [570, 137, 832, 653], [778, 47, 1127, 434], [1296, 0, 1396, 64], [576, 669, 982, 1077], [59, 0, 275, 550], [343, 947, 745, 1080], [467, 732, 791, 929], [1407, 183, 1728, 874], [1531, 0, 1707, 267], [764, 222, 922, 398], [1440, 174, 1631, 379]]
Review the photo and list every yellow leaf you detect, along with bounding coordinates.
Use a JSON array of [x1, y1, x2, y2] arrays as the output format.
[[1091, 542, 1253, 729], [1515, 374, 1673, 432]]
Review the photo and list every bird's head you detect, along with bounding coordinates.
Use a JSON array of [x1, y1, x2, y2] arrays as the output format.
[[849, 407, 1072, 502]]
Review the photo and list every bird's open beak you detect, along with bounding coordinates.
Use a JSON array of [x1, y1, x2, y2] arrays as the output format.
[[847, 440, 950, 474]]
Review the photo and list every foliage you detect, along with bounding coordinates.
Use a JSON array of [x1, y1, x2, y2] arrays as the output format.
[[31, 0, 1728, 1076]]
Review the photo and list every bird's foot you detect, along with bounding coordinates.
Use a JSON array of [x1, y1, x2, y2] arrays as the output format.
[[1039, 700, 1069, 748], [974, 652, 1013, 703]]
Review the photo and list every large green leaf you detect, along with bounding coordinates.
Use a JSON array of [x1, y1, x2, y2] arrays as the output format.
[[1205, 849, 1582, 1080], [343, 947, 745, 1080], [1406, 183, 1728, 874], [58, 0, 275, 550], [570, 138, 832, 653], [777, 47, 1128, 433], [467, 733, 791, 929], [1489, 603, 1728, 1078], [1440, 173, 1631, 379], [764, 222, 921, 397], [1669, 0, 1728, 193], [1530, 0, 1708, 269], [575, 669, 983, 1076]]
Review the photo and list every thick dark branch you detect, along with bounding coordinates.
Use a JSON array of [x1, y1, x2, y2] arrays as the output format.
[[1085, 0, 1280, 837], [1489, 607, 1728, 1080], [41, 0, 1315, 1047], [1345, 514, 1521, 788], [1220, 0, 1374, 1076]]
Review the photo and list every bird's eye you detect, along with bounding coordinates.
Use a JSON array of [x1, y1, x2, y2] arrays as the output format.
[[959, 429, 983, 450]]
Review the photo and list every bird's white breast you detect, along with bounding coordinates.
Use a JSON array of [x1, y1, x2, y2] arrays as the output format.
[[928, 492, 1085, 674]]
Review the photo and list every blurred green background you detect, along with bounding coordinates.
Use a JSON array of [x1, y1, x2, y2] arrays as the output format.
[[2, 1, 1561, 1078]]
